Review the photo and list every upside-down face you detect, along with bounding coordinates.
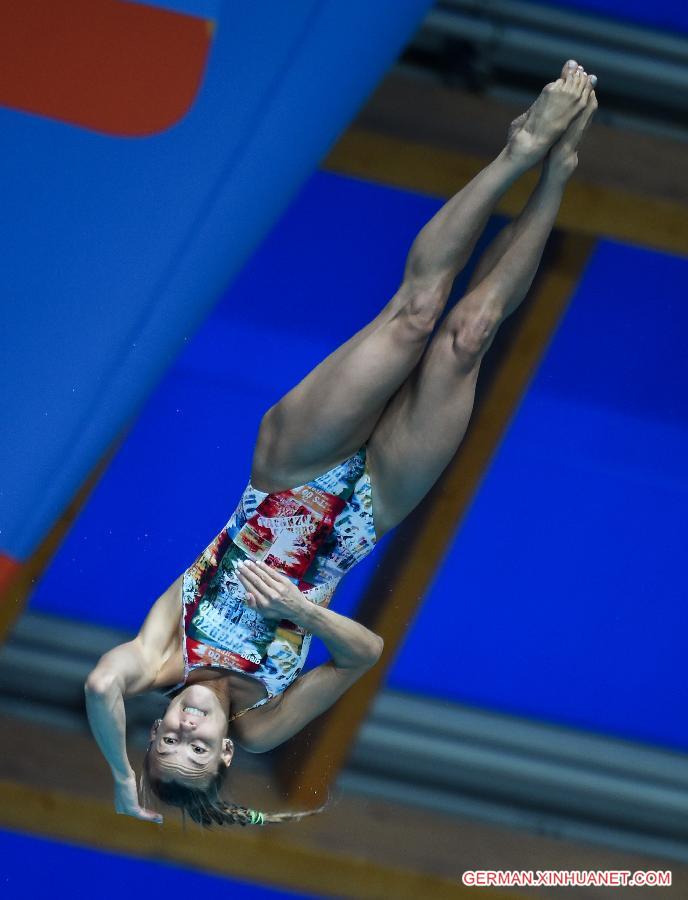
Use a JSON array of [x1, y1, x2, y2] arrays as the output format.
[[148, 684, 234, 788]]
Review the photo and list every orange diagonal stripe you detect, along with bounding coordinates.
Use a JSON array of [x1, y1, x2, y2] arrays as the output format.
[[0, 0, 212, 136]]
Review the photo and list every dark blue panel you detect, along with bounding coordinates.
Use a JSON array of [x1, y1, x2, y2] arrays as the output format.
[[523, 240, 688, 426], [0, 828, 320, 900], [532, 0, 688, 32], [388, 240, 688, 752]]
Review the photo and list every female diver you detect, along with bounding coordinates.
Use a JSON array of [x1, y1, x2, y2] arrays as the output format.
[[85, 62, 597, 828]]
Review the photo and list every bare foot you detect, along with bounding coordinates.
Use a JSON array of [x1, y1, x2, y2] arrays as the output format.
[[545, 87, 598, 180], [507, 61, 576, 142], [507, 60, 597, 166]]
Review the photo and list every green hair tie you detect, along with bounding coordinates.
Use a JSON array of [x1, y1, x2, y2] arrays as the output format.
[[248, 810, 265, 826]]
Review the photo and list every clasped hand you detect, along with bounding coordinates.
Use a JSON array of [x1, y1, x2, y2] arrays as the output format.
[[236, 559, 309, 623]]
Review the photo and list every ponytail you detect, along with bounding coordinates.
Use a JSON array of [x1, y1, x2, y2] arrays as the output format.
[[142, 750, 324, 828]]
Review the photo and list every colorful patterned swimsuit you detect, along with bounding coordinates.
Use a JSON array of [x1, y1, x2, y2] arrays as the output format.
[[169, 446, 377, 716]]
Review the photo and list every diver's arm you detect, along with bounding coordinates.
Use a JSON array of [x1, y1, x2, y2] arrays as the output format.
[[237, 560, 383, 666], [232, 561, 383, 752], [235, 655, 379, 753], [84, 660, 131, 783], [136, 573, 184, 657], [293, 600, 383, 669], [84, 640, 161, 822], [84, 574, 181, 769], [84, 641, 148, 777]]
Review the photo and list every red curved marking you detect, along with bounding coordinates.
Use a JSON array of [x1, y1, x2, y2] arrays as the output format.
[[0, 553, 22, 597], [0, 0, 213, 137]]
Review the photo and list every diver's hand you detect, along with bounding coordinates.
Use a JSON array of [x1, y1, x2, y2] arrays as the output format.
[[113, 772, 163, 824], [236, 560, 310, 623]]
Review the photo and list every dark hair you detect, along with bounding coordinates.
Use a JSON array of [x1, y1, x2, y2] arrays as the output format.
[[141, 750, 324, 828]]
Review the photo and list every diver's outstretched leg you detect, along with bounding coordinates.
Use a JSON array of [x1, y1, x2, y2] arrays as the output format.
[[366, 84, 597, 538], [468, 63, 597, 294], [252, 64, 587, 492]]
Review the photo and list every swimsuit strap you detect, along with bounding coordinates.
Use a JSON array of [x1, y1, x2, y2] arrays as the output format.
[[228, 694, 271, 723]]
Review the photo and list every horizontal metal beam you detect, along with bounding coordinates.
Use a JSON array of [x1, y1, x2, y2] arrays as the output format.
[[341, 771, 688, 865], [348, 692, 688, 845], [438, 0, 688, 61], [407, 0, 688, 139]]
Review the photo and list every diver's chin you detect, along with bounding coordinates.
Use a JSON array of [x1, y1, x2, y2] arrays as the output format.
[[178, 682, 219, 714]]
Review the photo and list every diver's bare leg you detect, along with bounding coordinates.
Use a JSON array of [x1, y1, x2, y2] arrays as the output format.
[[367, 86, 597, 538], [253, 156, 530, 489], [467, 65, 597, 294], [252, 65, 587, 491]]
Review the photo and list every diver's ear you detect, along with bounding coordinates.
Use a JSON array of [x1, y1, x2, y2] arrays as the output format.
[[149, 718, 162, 742], [221, 738, 235, 767]]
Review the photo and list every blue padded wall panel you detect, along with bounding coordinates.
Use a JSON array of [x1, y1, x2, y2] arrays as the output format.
[[0, 0, 433, 561], [27, 172, 445, 633]]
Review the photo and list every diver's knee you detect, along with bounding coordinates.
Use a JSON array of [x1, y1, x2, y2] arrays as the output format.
[[445, 300, 501, 368], [394, 280, 449, 341]]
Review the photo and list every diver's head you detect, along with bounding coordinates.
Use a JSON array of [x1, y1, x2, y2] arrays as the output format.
[[142, 681, 246, 826], [141, 682, 323, 828], [147, 683, 234, 788]]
